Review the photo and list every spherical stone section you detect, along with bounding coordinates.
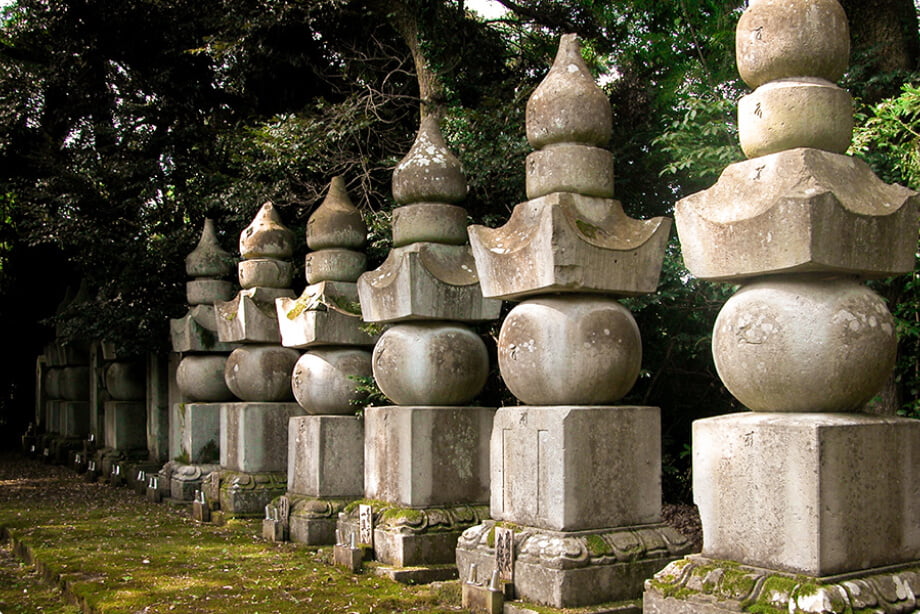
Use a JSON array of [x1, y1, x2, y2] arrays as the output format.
[[224, 344, 299, 402], [372, 323, 488, 406], [176, 355, 234, 402], [498, 296, 642, 405], [59, 366, 90, 401], [238, 258, 294, 289], [736, 0, 849, 89], [104, 360, 147, 401], [713, 276, 896, 412], [305, 249, 367, 284], [292, 348, 372, 414]]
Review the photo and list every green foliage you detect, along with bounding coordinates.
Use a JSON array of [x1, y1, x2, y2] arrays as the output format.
[[851, 82, 920, 189]]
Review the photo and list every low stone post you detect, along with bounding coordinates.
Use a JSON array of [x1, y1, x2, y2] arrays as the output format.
[[457, 34, 691, 609], [644, 1, 920, 612], [339, 114, 501, 582], [211, 203, 304, 516], [267, 176, 377, 544]]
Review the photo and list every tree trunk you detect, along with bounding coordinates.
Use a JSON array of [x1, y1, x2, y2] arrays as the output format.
[[383, 0, 446, 121]]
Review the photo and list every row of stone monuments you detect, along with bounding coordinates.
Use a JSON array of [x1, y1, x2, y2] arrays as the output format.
[[24, 0, 920, 612]]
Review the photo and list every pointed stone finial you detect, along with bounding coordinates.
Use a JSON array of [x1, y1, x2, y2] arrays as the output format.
[[526, 33, 611, 149], [392, 115, 467, 206], [307, 176, 367, 251], [240, 202, 295, 260], [186, 219, 233, 278]]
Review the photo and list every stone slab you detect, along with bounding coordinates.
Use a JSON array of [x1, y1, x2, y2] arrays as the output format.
[[58, 401, 90, 437], [215, 289, 294, 344], [694, 413, 920, 577], [287, 415, 364, 497], [220, 402, 304, 473], [491, 406, 661, 531], [170, 305, 237, 353], [364, 405, 495, 508], [103, 401, 148, 450], [276, 281, 377, 348], [172, 402, 222, 464]]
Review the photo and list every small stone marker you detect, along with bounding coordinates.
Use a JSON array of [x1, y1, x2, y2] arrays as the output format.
[[461, 564, 504, 614], [333, 530, 364, 572], [262, 497, 289, 541], [146, 475, 162, 503], [358, 504, 373, 547], [494, 526, 514, 582], [192, 489, 211, 523]]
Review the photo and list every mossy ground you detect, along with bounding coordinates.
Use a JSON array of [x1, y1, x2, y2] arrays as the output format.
[[0, 451, 462, 613]]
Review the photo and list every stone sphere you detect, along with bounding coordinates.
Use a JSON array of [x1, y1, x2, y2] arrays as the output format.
[[176, 355, 234, 402], [104, 360, 146, 401], [305, 249, 366, 284], [44, 368, 63, 400], [59, 366, 90, 401], [713, 277, 896, 412], [498, 296, 642, 405], [224, 345, 299, 402], [292, 348, 372, 414], [372, 323, 488, 406]]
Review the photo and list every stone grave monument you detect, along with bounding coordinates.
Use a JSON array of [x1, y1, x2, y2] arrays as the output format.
[[644, 1, 920, 612], [156, 219, 237, 502], [265, 176, 377, 544], [338, 114, 501, 582], [94, 342, 148, 482], [207, 203, 304, 516], [456, 34, 692, 609]]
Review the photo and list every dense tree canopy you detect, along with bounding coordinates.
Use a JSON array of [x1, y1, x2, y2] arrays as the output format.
[[0, 0, 918, 496]]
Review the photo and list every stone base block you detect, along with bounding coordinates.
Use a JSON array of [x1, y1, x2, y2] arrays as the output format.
[[104, 401, 147, 451], [59, 402, 90, 437], [333, 544, 364, 572], [365, 405, 494, 508], [339, 502, 489, 568], [208, 470, 287, 516], [288, 415, 364, 498], [168, 463, 221, 501], [643, 555, 920, 614], [262, 518, 288, 542], [285, 495, 354, 545], [492, 406, 662, 531], [457, 521, 692, 609], [220, 402, 304, 473], [172, 403, 222, 465], [694, 413, 920, 576]]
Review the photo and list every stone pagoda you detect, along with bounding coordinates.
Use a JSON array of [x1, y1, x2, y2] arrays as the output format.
[[160, 219, 237, 501], [457, 34, 691, 609], [208, 203, 304, 516], [341, 114, 501, 581], [645, 1, 920, 612], [267, 176, 377, 544]]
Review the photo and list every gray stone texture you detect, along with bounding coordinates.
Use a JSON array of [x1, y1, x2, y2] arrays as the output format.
[[170, 305, 237, 353], [391, 115, 467, 206], [171, 402, 221, 463], [223, 344, 299, 402], [103, 401, 148, 450], [287, 415, 364, 497], [306, 176, 367, 251], [219, 402, 304, 473], [276, 281, 376, 349], [693, 413, 920, 577], [364, 405, 495, 508], [675, 148, 919, 281], [175, 355, 234, 402], [215, 288, 295, 344], [392, 203, 469, 247], [291, 348, 371, 414], [239, 202, 295, 260], [490, 406, 661, 531]]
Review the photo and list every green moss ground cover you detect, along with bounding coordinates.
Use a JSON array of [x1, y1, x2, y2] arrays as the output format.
[[0, 452, 462, 613]]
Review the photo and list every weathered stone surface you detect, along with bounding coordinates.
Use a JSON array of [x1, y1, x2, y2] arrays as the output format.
[[458, 521, 691, 609], [694, 413, 920, 576], [490, 406, 661, 531], [713, 276, 896, 412], [525, 144, 614, 200], [210, 469, 288, 516], [736, 0, 849, 89], [104, 360, 146, 401], [392, 115, 467, 205], [59, 401, 90, 437], [392, 203, 469, 247], [239, 202, 295, 259], [224, 344, 299, 402], [364, 405, 495, 508], [469, 192, 671, 299], [186, 218, 235, 278], [238, 258, 293, 289], [170, 306, 237, 353], [291, 348, 371, 414], [176, 355, 234, 402], [644, 555, 920, 614], [307, 176, 367, 250], [186, 279, 235, 305], [58, 366, 89, 401], [219, 402, 304, 473], [171, 402, 222, 464], [304, 248, 366, 284], [357, 243, 500, 323], [526, 33, 611, 149], [675, 148, 919, 280], [372, 323, 489, 406], [738, 78, 853, 158], [215, 288, 295, 344], [498, 296, 641, 405], [288, 495, 353, 545], [287, 415, 364, 497], [276, 281, 376, 349], [103, 401, 147, 450]]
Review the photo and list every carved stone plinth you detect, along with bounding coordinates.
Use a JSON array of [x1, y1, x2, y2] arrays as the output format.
[[458, 521, 691, 609], [285, 495, 352, 545], [168, 462, 221, 501], [205, 469, 287, 517], [644, 555, 920, 614], [170, 305, 236, 353]]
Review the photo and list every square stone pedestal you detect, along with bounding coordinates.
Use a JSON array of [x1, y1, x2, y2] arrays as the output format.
[[283, 415, 364, 545], [338, 405, 495, 580], [59, 401, 90, 437], [104, 401, 148, 451], [456, 406, 691, 609], [172, 402, 221, 464]]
